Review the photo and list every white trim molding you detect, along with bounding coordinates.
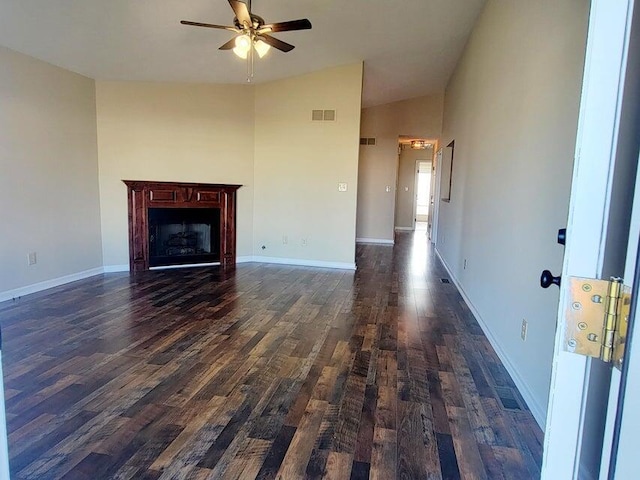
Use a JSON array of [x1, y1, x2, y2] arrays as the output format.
[[103, 264, 130, 273], [0, 267, 104, 303], [236, 256, 255, 264], [394, 227, 414, 231], [0, 256, 357, 304], [251, 256, 356, 270], [356, 238, 394, 245], [435, 248, 546, 428]]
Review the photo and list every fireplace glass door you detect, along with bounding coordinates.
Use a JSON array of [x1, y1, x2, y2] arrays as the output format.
[[148, 208, 220, 267]]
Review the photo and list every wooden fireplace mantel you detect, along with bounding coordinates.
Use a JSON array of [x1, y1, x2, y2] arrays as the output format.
[[123, 180, 242, 273]]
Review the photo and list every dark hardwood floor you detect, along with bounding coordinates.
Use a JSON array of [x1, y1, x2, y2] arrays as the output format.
[[0, 231, 543, 479]]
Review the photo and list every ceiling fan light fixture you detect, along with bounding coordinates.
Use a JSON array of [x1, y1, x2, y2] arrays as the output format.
[[411, 140, 431, 150], [254, 39, 271, 58], [233, 45, 249, 59], [233, 34, 251, 58]]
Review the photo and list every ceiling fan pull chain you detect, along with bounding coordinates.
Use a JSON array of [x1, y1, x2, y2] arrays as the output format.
[[246, 49, 250, 83], [250, 42, 255, 81]]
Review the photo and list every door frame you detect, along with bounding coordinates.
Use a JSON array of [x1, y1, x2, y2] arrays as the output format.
[[542, 0, 638, 478], [412, 160, 419, 230], [432, 148, 443, 244]]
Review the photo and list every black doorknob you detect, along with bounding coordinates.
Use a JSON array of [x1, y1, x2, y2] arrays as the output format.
[[557, 228, 567, 246], [540, 270, 561, 288]]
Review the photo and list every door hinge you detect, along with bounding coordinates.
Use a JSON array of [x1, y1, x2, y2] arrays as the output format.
[[564, 277, 630, 369]]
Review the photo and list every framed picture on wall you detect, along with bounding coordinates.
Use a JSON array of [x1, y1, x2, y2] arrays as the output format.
[[441, 140, 454, 202]]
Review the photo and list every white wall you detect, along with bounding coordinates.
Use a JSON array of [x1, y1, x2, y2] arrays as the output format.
[[0, 46, 102, 297], [357, 95, 443, 242], [95, 82, 255, 269], [436, 0, 589, 424], [253, 63, 363, 268]]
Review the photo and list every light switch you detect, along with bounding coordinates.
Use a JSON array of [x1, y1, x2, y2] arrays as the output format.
[[338, 182, 348, 192], [385, 186, 391, 192], [404, 186, 409, 192]]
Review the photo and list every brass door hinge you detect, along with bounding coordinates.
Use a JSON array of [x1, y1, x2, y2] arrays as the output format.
[[564, 276, 631, 370]]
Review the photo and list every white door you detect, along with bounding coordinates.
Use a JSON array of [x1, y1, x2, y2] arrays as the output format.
[[431, 148, 443, 244], [542, 0, 640, 479], [428, 159, 436, 239]]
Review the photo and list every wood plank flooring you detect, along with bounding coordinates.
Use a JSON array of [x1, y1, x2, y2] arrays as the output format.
[[0, 232, 543, 479]]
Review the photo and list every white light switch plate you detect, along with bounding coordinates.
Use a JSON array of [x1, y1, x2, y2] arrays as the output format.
[[338, 182, 348, 192]]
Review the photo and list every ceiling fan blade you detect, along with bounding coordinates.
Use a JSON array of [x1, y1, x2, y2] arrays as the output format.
[[219, 37, 238, 50], [258, 34, 295, 53], [259, 19, 312, 33], [181, 20, 237, 32], [228, 0, 252, 27]]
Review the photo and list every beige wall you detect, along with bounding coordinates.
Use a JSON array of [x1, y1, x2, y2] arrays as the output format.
[[395, 146, 433, 229], [436, 0, 589, 424], [357, 95, 443, 242], [0, 46, 102, 295], [95, 82, 255, 268], [253, 63, 363, 267]]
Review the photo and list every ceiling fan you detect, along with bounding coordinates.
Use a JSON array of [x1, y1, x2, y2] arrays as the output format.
[[181, 0, 312, 61]]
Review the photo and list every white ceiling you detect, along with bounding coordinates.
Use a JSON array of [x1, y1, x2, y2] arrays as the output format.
[[0, 0, 486, 107]]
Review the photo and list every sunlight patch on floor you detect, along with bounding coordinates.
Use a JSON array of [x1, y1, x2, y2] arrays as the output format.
[[410, 222, 430, 276]]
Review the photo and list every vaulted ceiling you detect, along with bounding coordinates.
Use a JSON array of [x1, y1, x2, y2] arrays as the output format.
[[0, 0, 486, 107]]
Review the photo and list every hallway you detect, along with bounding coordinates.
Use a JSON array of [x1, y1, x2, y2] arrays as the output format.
[[0, 231, 542, 479]]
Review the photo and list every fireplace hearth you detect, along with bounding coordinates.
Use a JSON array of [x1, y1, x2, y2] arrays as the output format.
[[123, 180, 241, 273]]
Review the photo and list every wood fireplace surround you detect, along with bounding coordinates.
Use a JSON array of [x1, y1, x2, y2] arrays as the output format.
[[123, 180, 241, 273]]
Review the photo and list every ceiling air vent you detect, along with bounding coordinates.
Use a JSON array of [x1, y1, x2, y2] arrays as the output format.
[[312, 110, 324, 121]]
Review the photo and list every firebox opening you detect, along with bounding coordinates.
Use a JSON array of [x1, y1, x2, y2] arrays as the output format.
[[148, 207, 220, 267]]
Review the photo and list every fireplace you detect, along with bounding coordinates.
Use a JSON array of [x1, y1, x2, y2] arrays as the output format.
[[123, 180, 241, 273]]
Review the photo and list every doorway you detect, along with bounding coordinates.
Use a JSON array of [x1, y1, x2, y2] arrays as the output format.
[[394, 139, 434, 232], [415, 160, 431, 222]]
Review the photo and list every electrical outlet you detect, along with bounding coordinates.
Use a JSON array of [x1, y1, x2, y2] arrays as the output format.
[[463, 259, 467, 270], [338, 182, 348, 192], [282, 235, 288, 245], [301, 238, 308, 247], [27, 252, 37, 266], [521, 319, 528, 341]]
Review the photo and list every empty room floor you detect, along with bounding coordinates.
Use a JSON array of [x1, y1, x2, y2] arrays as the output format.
[[0, 232, 542, 479]]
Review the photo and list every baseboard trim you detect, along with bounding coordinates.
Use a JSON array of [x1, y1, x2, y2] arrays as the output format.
[[103, 264, 129, 273], [394, 227, 414, 231], [250, 256, 356, 270], [435, 248, 546, 428], [0, 255, 356, 302], [356, 238, 395, 245], [0, 267, 104, 303]]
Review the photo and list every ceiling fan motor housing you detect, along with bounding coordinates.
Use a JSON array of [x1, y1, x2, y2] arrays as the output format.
[[234, 14, 265, 31]]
